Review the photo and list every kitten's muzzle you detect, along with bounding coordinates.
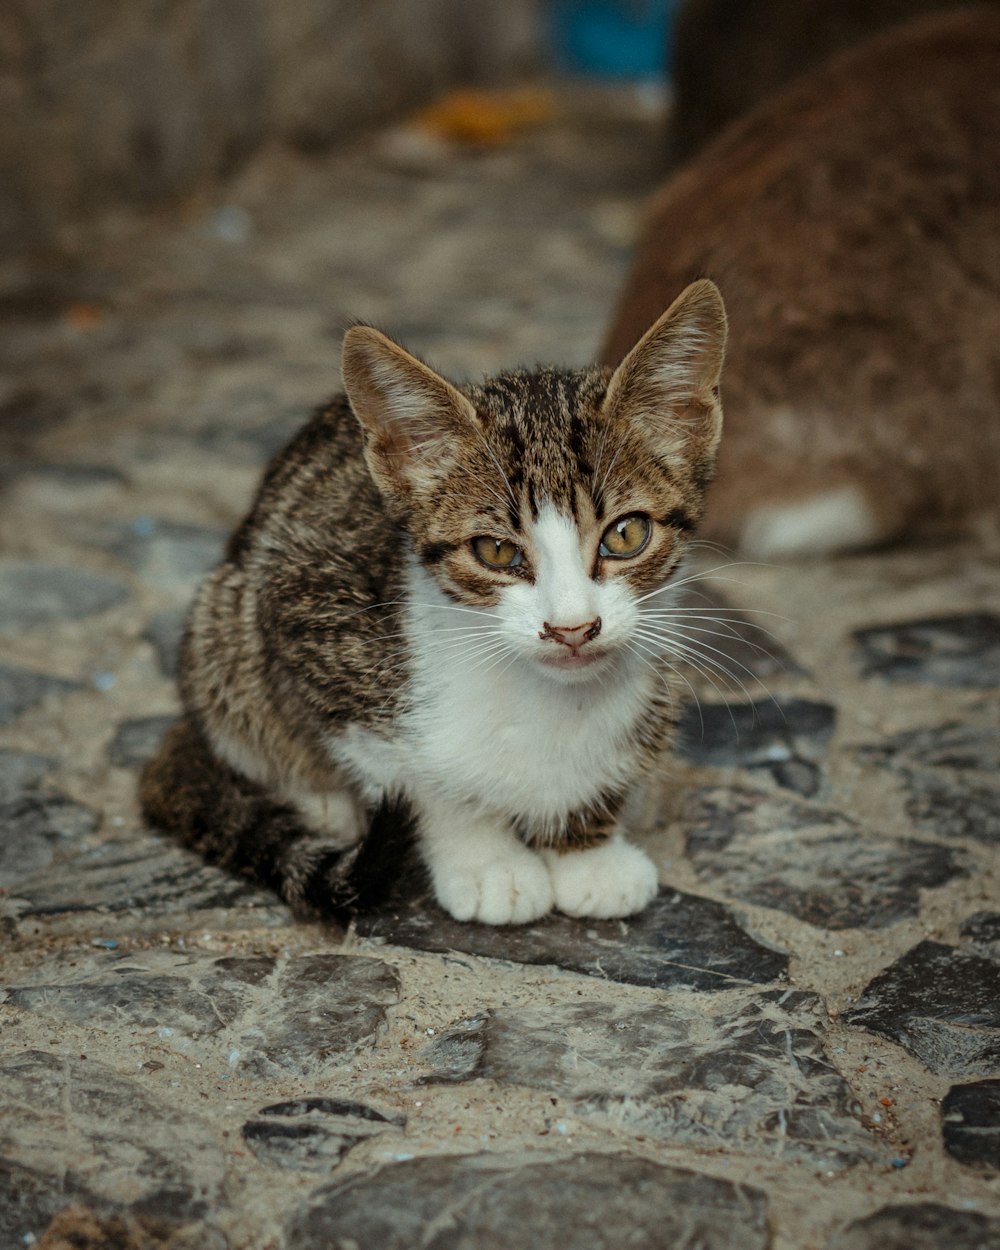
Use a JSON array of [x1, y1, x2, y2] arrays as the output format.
[[539, 617, 602, 651]]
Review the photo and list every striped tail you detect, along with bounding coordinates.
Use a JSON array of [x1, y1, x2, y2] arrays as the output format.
[[139, 717, 413, 919]]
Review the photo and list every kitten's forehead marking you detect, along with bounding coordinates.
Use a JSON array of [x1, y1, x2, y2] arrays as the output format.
[[468, 367, 610, 520]]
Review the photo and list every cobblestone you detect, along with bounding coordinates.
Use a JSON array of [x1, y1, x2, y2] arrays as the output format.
[[1, 85, 998, 1250]]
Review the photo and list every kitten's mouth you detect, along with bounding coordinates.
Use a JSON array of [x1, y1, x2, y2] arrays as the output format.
[[538, 648, 609, 673]]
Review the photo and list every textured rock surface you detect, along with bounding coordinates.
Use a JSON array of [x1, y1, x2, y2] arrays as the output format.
[[858, 718, 1000, 845], [143, 607, 187, 678], [941, 1081, 1000, 1171], [0, 1051, 226, 1229], [683, 786, 967, 928], [1, 84, 999, 1250], [286, 1152, 773, 1250], [107, 716, 179, 768], [422, 990, 881, 1169], [825, 1203, 1000, 1250], [853, 613, 1000, 687], [5, 952, 399, 1077], [98, 519, 226, 594], [0, 664, 82, 727], [960, 912, 1000, 959], [356, 887, 788, 989], [0, 562, 130, 632], [9, 836, 281, 921], [243, 1098, 405, 1172], [844, 942, 1000, 1077]]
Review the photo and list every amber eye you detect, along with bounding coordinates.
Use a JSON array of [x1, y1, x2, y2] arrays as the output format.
[[472, 536, 525, 570], [600, 514, 652, 559]]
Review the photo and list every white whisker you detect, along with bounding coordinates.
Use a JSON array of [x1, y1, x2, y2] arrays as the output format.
[[624, 636, 700, 723], [633, 623, 784, 729], [638, 614, 785, 663]]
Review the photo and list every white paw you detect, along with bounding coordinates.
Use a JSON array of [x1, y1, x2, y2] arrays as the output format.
[[543, 838, 658, 919], [431, 845, 554, 925]]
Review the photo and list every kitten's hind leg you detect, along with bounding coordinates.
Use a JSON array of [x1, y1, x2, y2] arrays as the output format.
[[414, 791, 554, 926], [140, 717, 384, 917], [283, 785, 365, 849]]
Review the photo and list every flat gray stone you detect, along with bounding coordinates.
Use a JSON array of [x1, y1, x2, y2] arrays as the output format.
[[0, 561, 130, 632], [683, 786, 966, 929], [0, 1050, 226, 1239], [853, 613, 1000, 688], [677, 698, 834, 798], [860, 720, 1000, 775], [422, 990, 879, 1170], [286, 1152, 772, 1250], [902, 774, 1000, 845], [243, 1098, 405, 1172], [7, 461, 126, 492], [143, 606, 187, 677], [825, 1202, 1000, 1250], [0, 786, 99, 886], [4, 951, 400, 1078], [960, 913, 1000, 959], [0, 747, 56, 798], [107, 715, 176, 768], [356, 888, 788, 990], [11, 834, 279, 920], [942, 1080, 1000, 1171], [844, 941, 1000, 1076], [197, 403, 311, 461], [0, 663, 82, 727], [859, 719, 1000, 845], [100, 518, 225, 592]]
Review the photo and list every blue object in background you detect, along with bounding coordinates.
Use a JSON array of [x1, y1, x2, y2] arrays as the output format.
[[547, 0, 678, 79]]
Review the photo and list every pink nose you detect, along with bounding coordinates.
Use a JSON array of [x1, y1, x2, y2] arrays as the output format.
[[540, 617, 602, 649]]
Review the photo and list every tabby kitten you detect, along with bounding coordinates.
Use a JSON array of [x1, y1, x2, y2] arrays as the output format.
[[606, 7, 1000, 557], [141, 280, 726, 925]]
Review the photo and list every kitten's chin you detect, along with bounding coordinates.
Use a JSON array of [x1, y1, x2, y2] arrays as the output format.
[[535, 648, 614, 682]]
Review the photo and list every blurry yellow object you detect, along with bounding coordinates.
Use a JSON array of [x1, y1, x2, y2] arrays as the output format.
[[412, 87, 557, 146]]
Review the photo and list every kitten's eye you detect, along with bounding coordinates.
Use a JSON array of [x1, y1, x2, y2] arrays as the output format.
[[600, 514, 652, 559], [472, 536, 524, 570]]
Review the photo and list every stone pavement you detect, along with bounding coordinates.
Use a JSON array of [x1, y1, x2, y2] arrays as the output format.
[[2, 87, 999, 1250]]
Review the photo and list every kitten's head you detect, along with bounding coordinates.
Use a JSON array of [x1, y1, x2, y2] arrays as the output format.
[[342, 280, 726, 683]]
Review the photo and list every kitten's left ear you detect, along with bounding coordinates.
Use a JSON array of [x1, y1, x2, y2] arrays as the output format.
[[602, 279, 727, 471], [342, 326, 478, 500]]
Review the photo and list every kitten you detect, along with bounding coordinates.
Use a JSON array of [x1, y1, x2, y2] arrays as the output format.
[[140, 280, 727, 925], [606, 7, 1000, 557]]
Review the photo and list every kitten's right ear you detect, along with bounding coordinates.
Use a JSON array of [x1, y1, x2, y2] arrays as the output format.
[[342, 326, 478, 500]]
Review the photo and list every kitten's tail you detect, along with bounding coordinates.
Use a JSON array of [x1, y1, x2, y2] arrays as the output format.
[[139, 718, 413, 919]]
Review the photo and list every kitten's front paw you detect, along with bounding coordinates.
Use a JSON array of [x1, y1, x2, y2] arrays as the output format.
[[432, 846, 554, 926], [544, 838, 658, 919]]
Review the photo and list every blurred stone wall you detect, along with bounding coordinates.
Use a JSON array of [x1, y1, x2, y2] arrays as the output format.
[[0, 0, 542, 259]]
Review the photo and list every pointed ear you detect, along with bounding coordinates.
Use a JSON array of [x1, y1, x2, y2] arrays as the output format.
[[341, 326, 478, 499], [602, 279, 727, 470]]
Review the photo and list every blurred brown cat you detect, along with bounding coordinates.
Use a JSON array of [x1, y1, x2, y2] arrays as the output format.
[[668, 0, 1000, 163], [605, 7, 1000, 557]]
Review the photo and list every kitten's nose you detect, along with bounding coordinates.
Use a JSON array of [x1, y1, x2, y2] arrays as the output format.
[[540, 617, 602, 649]]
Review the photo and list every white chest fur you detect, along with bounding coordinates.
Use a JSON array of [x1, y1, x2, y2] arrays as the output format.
[[334, 558, 660, 826]]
